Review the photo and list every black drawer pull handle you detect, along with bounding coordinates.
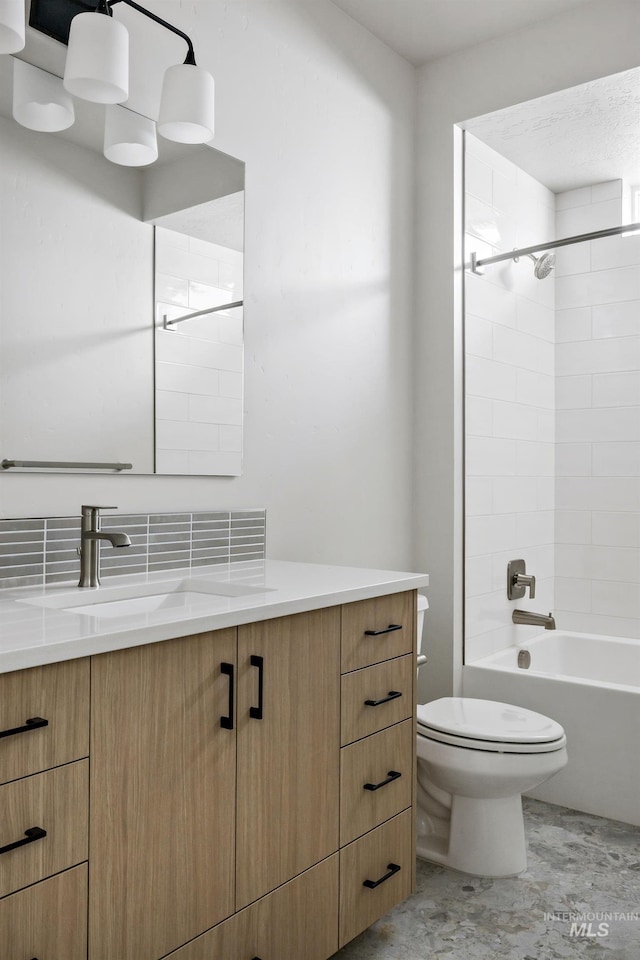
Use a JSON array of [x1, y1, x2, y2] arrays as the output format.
[[0, 716, 48, 740], [220, 662, 234, 730], [364, 690, 402, 707], [364, 624, 402, 637], [363, 770, 402, 792], [0, 826, 47, 856], [363, 862, 401, 889], [250, 655, 264, 720]]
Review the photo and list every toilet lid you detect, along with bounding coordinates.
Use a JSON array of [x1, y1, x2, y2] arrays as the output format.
[[417, 698, 565, 745]]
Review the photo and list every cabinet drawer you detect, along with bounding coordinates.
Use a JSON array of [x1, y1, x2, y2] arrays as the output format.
[[341, 655, 413, 746], [342, 592, 415, 672], [339, 809, 413, 948], [0, 862, 87, 960], [166, 854, 339, 960], [340, 719, 413, 845], [0, 760, 88, 897], [0, 658, 89, 786]]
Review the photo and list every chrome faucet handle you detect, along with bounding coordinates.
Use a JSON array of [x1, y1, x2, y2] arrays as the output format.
[[507, 559, 536, 600], [514, 572, 536, 599]]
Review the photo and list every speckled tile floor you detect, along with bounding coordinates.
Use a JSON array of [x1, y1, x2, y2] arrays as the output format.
[[332, 799, 640, 959]]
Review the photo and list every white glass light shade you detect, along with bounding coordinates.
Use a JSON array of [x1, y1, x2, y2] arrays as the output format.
[[63, 11, 128, 104], [157, 63, 214, 144], [104, 105, 157, 166], [0, 0, 25, 54], [12, 60, 74, 132]]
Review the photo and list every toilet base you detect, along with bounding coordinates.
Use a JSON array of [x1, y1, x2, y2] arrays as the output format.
[[417, 794, 527, 878]]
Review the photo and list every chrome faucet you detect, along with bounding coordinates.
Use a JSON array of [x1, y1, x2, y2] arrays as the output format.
[[78, 505, 131, 588], [512, 609, 556, 630]]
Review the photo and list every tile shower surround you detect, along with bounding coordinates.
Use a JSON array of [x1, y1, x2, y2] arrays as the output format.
[[0, 510, 266, 589]]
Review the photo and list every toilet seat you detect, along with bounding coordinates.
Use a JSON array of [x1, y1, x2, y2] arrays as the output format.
[[417, 697, 566, 754]]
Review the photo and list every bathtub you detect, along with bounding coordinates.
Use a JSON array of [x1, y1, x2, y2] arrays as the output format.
[[463, 631, 640, 827]]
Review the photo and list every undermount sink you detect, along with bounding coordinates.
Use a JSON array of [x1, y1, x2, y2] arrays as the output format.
[[19, 576, 274, 617]]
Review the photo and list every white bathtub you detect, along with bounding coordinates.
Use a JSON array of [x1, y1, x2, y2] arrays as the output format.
[[463, 631, 640, 827]]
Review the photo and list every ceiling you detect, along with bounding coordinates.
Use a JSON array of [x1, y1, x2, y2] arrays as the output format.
[[464, 67, 640, 193], [329, 0, 639, 194], [329, 0, 590, 66]]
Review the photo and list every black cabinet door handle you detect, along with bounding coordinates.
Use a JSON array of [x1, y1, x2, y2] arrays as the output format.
[[363, 770, 402, 792], [249, 655, 264, 720], [363, 862, 401, 889], [364, 624, 403, 636], [0, 826, 46, 856], [220, 662, 234, 730], [364, 690, 402, 707], [0, 716, 48, 740]]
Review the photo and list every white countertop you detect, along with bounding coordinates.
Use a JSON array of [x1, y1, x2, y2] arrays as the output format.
[[0, 560, 429, 674]]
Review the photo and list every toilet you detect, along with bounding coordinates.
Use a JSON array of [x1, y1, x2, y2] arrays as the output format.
[[415, 595, 567, 877]]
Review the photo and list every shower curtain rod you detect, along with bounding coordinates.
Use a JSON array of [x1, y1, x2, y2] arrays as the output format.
[[470, 221, 640, 274]]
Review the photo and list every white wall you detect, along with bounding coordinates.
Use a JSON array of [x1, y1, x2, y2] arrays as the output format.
[[416, 0, 640, 700], [555, 180, 640, 638], [464, 134, 556, 663], [0, 0, 416, 572]]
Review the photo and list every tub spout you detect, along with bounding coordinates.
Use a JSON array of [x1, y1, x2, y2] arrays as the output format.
[[512, 609, 556, 630]]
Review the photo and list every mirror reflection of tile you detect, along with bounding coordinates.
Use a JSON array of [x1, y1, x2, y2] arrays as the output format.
[[155, 221, 244, 477]]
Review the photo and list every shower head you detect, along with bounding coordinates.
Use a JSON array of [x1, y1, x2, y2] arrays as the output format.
[[512, 249, 555, 279], [528, 252, 555, 279]]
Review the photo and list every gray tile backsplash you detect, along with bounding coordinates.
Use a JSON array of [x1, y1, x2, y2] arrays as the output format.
[[0, 510, 266, 588]]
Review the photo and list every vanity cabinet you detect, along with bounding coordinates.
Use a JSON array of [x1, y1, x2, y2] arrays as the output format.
[[0, 658, 90, 958], [89, 627, 238, 960], [90, 608, 341, 960], [0, 588, 417, 960], [235, 608, 340, 909], [0, 863, 87, 960], [338, 591, 416, 948]]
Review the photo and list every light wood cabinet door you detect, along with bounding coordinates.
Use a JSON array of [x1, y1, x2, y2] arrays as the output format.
[[89, 629, 237, 960], [341, 654, 413, 745], [0, 863, 87, 960], [0, 760, 88, 897], [339, 809, 413, 948], [166, 854, 339, 960], [236, 608, 341, 909], [341, 591, 415, 672], [0, 658, 89, 786], [340, 719, 413, 845]]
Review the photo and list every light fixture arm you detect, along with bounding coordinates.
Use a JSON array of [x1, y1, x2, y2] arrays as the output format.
[[107, 0, 197, 65]]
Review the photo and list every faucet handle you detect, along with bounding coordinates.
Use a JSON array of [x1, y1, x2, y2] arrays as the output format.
[[515, 572, 536, 599], [507, 559, 536, 600], [81, 505, 118, 512]]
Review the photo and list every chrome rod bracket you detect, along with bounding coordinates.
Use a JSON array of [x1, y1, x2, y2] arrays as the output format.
[[470, 252, 484, 275]]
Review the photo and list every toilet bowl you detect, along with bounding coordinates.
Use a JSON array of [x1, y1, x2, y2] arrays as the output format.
[[415, 596, 567, 877]]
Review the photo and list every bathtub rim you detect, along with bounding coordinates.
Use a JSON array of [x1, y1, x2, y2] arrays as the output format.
[[466, 629, 640, 696]]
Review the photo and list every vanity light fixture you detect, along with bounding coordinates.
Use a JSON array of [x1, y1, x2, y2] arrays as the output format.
[[11, 0, 215, 165], [12, 57, 74, 131], [0, 0, 25, 53], [104, 103, 157, 166]]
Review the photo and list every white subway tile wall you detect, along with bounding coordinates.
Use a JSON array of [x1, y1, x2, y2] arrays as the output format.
[[554, 182, 640, 639], [464, 133, 556, 661], [465, 146, 640, 657], [155, 226, 244, 476], [0, 510, 266, 588]]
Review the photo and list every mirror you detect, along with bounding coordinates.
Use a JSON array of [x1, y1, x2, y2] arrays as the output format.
[[0, 55, 244, 476]]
